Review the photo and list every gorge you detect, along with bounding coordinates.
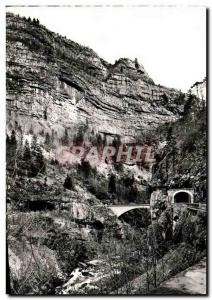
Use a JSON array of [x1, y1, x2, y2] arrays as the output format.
[[6, 12, 207, 295]]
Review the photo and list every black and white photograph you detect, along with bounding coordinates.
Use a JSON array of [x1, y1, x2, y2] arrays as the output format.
[[5, 3, 207, 296]]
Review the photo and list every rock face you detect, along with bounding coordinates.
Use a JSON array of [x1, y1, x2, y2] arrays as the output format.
[[6, 12, 184, 141]]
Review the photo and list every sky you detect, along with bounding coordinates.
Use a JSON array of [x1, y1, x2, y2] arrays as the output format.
[[6, 6, 206, 91]]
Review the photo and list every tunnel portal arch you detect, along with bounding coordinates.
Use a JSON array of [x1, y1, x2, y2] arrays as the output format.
[[168, 189, 194, 204], [174, 191, 191, 203]]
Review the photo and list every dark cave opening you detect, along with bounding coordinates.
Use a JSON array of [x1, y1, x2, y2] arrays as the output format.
[[23, 200, 55, 211]]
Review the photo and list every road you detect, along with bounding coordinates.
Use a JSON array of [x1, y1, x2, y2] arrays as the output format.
[[152, 257, 207, 295]]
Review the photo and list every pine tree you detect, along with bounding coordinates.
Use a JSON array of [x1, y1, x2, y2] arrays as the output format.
[[61, 128, 69, 146], [78, 160, 91, 178], [44, 132, 51, 147], [97, 134, 102, 146], [6, 131, 17, 170], [31, 135, 46, 174], [73, 126, 84, 146], [21, 140, 40, 177], [29, 126, 34, 135], [184, 94, 195, 116], [6, 134, 10, 144], [167, 125, 173, 141], [44, 107, 47, 120], [21, 140, 32, 176], [31, 135, 38, 156], [36, 146, 45, 173], [108, 174, 116, 193], [10, 130, 17, 145], [63, 174, 73, 190], [135, 58, 139, 69]]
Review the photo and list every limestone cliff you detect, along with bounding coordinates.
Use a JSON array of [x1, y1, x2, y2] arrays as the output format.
[[6, 12, 184, 142]]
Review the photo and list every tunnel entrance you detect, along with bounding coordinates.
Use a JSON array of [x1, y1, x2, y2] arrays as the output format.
[[174, 192, 191, 204], [168, 188, 194, 204]]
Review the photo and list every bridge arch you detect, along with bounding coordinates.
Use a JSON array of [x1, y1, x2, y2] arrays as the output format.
[[108, 205, 150, 218]]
